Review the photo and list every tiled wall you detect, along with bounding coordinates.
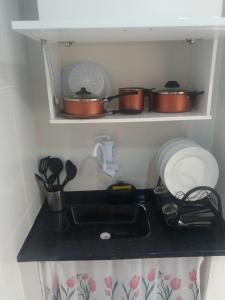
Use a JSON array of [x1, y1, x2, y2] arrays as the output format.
[[0, 0, 41, 299]]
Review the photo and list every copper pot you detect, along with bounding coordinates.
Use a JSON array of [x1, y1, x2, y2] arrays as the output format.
[[119, 87, 152, 114], [152, 81, 204, 113], [63, 87, 120, 118], [63, 87, 138, 118], [64, 97, 105, 118]]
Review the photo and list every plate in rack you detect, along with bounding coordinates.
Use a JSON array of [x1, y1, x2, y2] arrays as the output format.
[[163, 146, 219, 200]]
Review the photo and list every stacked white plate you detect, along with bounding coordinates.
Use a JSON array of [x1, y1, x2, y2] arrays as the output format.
[[155, 138, 219, 200]]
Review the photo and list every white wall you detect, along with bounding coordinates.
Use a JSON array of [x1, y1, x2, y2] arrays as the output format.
[[59, 42, 192, 95], [205, 257, 225, 300], [212, 0, 225, 212], [0, 0, 42, 299], [212, 40, 225, 214]]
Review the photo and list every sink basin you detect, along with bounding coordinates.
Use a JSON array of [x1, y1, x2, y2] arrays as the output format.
[[69, 203, 150, 239], [71, 203, 137, 223]]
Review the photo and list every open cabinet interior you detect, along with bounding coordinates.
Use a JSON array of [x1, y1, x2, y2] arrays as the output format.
[[45, 39, 217, 123]]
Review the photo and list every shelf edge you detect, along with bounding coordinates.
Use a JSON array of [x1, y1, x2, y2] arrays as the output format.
[[49, 115, 212, 124]]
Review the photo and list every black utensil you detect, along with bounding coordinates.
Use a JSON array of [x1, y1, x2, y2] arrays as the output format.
[[38, 156, 50, 182], [34, 173, 49, 191], [47, 173, 58, 191], [62, 160, 77, 189], [48, 173, 57, 184], [48, 157, 64, 188]]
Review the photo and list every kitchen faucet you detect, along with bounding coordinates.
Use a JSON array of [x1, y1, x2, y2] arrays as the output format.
[[92, 135, 118, 177]]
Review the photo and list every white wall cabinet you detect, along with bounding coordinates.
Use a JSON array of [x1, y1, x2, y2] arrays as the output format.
[[12, 19, 225, 124], [36, 0, 223, 20]]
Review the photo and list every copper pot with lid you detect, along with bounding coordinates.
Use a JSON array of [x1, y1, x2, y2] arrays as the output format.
[[63, 87, 122, 118], [151, 81, 204, 113]]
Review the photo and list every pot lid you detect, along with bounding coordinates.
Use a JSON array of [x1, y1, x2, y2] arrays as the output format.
[[153, 81, 189, 94], [69, 87, 100, 99]]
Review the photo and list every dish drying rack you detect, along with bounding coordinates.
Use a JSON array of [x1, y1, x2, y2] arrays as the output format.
[[153, 178, 224, 230]]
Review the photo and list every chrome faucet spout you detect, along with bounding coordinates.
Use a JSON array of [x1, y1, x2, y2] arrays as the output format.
[[92, 142, 107, 170], [92, 135, 118, 177]]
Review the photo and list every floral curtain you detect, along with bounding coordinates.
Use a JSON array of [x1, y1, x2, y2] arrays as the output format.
[[39, 257, 203, 300]]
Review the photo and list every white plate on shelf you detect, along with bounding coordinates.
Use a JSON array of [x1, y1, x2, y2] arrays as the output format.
[[163, 146, 219, 200], [62, 62, 112, 97], [159, 141, 198, 181]]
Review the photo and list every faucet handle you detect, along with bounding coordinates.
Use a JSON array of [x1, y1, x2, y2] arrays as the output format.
[[103, 163, 118, 177], [107, 162, 118, 172]]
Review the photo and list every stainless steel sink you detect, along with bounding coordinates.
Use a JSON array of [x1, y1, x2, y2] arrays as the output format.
[[69, 203, 150, 239]]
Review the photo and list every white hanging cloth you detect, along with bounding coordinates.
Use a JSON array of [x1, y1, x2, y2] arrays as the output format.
[[39, 257, 203, 300]]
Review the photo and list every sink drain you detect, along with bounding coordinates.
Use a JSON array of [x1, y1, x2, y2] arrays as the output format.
[[100, 232, 111, 240]]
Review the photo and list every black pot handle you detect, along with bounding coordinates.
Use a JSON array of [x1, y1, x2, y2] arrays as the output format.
[[186, 91, 204, 97], [103, 94, 119, 102], [103, 91, 138, 102], [143, 88, 154, 96]]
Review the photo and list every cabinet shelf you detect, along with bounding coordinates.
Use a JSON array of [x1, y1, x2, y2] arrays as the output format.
[[12, 17, 225, 43], [51, 112, 212, 124]]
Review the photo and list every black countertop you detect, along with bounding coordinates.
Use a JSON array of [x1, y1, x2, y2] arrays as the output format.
[[17, 190, 225, 262]]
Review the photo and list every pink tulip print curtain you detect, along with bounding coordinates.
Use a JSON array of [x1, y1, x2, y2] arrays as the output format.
[[39, 257, 203, 300]]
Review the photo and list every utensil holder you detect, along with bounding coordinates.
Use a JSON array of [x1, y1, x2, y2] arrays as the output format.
[[49, 210, 69, 233], [46, 190, 65, 212]]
